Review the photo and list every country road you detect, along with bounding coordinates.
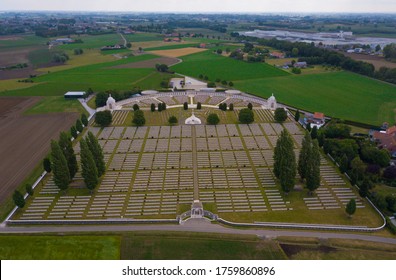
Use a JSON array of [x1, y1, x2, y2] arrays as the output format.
[[1, 218, 396, 245]]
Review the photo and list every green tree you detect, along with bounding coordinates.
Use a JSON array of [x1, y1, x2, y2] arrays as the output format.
[[345, 198, 356, 217], [95, 92, 108, 107], [59, 131, 78, 179], [229, 103, 234, 111], [133, 109, 146, 126], [294, 110, 300, 121], [151, 103, 156, 112], [50, 140, 70, 192], [292, 47, 299, 57], [168, 115, 178, 125], [274, 108, 288, 122], [43, 157, 52, 173], [197, 102, 202, 110], [207, 113, 220, 125], [133, 104, 140, 111], [76, 119, 83, 133], [86, 131, 106, 177], [13, 190, 25, 208], [183, 102, 188, 110], [126, 42, 132, 48], [238, 108, 254, 124], [80, 138, 98, 193], [216, 49, 223, 54], [350, 156, 366, 184], [298, 133, 312, 180], [339, 154, 349, 173], [292, 67, 301, 74], [25, 184, 34, 196], [95, 110, 112, 127], [358, 178, 371, 198], [70, 126, 78, 139], [274, 130, 296, 193], [81, 113, 88, 127], [247, 103, 253, 110], [228, 81, 234, 87], [305, 140, 321, 195], [311, 126, 318, 139]]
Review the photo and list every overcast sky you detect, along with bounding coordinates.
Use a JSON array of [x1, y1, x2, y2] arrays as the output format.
[[1, 0, 396, 13]]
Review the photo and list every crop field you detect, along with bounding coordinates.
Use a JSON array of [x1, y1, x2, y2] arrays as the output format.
[[149, 47, 208, 58], [144, 43, 201, 51], [0, 54, 162, 97], [234, 71, 396, 125], [171, 51, 289, 81], [121, 233, 286, 260], [0, 235, 120, 260], [0, 97, 79, 206], [58, 33, 123, 50]]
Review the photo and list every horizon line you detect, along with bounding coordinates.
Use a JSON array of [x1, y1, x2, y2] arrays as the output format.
[[1, 10, 396, 15]]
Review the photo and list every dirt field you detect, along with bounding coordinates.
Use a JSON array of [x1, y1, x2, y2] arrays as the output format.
[[343, 52, 396, 70], [149, 47, 208, 58], [111, 56, 180, 69], [0, 97, 78, 204]]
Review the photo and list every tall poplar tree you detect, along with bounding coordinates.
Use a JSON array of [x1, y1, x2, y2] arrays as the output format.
[[50, 140, 70, 192], [273, 129, 296, 194], [80, 138, 98, 193], [305, 139, 321, 195], [86, 131, 106, 177], [58, 131, 78, 179], [298, 132, 312, 180]]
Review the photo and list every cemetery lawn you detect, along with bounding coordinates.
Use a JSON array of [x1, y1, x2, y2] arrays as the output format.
[[0, 235, 120, 260]]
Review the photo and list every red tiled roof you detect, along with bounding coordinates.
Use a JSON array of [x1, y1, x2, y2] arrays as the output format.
[[373, 131, 396, 153], [386, 126, 396, 135], [313, 112, 324, 119]]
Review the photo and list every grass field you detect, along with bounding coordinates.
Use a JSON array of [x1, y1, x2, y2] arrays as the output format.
[[278, 237, 396, 260], [24, 96, 87, 115], [171, 50, 289, 82], [1, 54, 161, 97], [58, 33, 123, 50], [121, 232, 285, 260], [234, 71, 396, 125], [2, 232, 395, 260], [0, 235, 120, 260]]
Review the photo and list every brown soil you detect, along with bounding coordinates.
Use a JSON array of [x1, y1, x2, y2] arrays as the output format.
[[342, 52, 396, 70], [0, 66, 40, 80], [111, 56, 180, 69], [0, 97, 79, 204], [149, 47, 208, 58], [279, 243, 337, 258]]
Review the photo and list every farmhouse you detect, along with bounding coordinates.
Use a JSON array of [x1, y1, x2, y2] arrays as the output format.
[[64, 91, 85, 99], [295, 61, 307, 68], [372, 126, 396, 156], [270, 51, 285, 59], [305, 112, 325, 128]]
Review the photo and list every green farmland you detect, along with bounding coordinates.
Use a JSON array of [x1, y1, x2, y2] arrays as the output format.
[[234, 71, 396, 126], [169, 50, 396, 125], [171, 50, 289, 81]]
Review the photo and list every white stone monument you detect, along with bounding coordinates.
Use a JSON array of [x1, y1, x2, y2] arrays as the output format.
[[185, 112, 201, 125], [267, 93, 277, 111]]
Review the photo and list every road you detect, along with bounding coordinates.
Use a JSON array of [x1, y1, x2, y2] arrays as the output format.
[[119, 33, 127, 47], [1, 219, 396, 245]]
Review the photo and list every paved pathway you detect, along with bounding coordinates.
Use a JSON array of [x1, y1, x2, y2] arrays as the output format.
[[191, 125, 199, 200], [1, 220, 396, 244]]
